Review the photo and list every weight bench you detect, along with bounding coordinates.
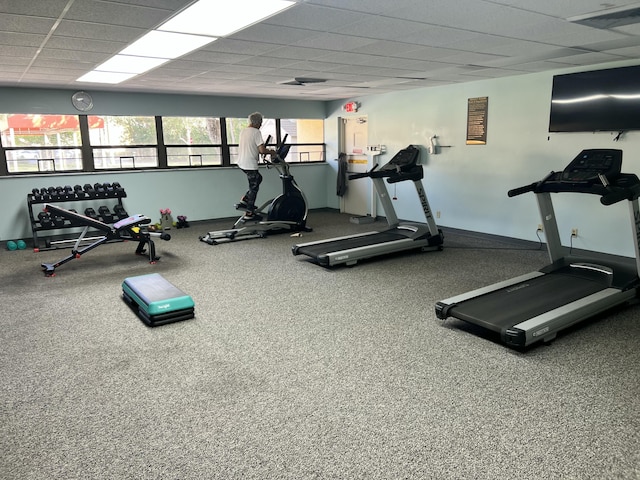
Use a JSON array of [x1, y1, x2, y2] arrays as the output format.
[[122, 273, 195, 326], [40, 203, 171, 276]]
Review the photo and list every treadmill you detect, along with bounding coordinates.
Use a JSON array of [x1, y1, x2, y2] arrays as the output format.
[[436, 149, 640, 348], [292, 145, 444, 267]]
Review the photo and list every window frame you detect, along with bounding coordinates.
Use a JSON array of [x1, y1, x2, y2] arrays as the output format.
[[0, 114, 325, 175]]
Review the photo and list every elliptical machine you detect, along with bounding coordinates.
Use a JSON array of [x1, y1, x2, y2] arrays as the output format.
[[200, 135, 312, 245]]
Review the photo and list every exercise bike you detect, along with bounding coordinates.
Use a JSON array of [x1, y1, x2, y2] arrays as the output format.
[[200, 135, 312, 245]]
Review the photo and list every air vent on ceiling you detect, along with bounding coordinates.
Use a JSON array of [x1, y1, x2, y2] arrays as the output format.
[[279, 77, 327, 86], [568, 4, 640, 29]]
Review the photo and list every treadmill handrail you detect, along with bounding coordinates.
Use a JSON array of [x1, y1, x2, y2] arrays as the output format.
[[348, 163, 379, 180], [387, 167, 424, 183], [509, 171, 640, 202], [349, 165, 423, 182], [508, 181, 540, 197], [601, 182, 640, 206], [508, 171, 556, 197]]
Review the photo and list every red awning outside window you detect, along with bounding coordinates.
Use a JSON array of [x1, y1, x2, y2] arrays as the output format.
[[4, 114, 104, 134]]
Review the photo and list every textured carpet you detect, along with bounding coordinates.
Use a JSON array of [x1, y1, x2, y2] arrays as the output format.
[[1, 210, 638, 479]]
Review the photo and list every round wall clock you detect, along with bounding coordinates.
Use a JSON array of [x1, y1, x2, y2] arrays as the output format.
[[71, 91, 94, 111]]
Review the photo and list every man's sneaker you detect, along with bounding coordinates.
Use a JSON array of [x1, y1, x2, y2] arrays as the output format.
[[236, 201, 249, 210]]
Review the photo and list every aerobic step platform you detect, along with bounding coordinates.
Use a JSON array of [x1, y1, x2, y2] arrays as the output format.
[[122, 273, 195, 327]]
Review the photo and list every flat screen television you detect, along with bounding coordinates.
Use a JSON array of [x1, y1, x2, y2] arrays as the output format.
[[548, 64, 640, 133]]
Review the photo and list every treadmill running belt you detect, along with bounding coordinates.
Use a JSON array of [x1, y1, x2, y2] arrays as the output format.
[[295, 231, 406, 257], [449, 273, 607, 332]]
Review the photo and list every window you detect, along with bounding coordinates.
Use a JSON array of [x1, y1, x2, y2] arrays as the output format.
[[91, 116, 158, 169], [163, 116, 223, 167], [224, 117, 324, 164], [280, 119, 324, 162], [0, 114, 84, 172], [1, 113, 324, 175], [225, 116, 276, 165]]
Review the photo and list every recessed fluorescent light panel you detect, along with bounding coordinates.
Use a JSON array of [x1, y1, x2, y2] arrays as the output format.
[[76, 0, 295, 85], [96, 55, 170, 74], [120, 30, 217, 59], [76, 71, 138, 84], [160, 0, 295, 37]]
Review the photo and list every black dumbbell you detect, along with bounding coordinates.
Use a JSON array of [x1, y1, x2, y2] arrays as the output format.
[[31, 188, 43, 201], [52, 215, 65, 227], [83, 184, 95, 198], [104, 183, 117, 197], [113, 204, 129, 220], [84, 207, 99, 220], [98, 206, 114, 223], [38, 211, 54, 228], [57, 185, 72, 200], [73, 185, 86, 199], [40, 187, 52, 201], [94, 183, 107, 197]]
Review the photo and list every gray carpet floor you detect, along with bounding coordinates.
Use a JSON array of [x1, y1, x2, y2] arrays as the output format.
[[1, 210, 638, 480]]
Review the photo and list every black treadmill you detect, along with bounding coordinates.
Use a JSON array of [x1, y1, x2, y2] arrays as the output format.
[[435, 149, 640, 348], [292, 145, 444, 267]]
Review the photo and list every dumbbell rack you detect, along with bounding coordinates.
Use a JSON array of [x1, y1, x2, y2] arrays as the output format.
[[27, 183, 127, 251]]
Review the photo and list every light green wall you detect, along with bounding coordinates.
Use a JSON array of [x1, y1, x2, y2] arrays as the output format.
[[0, 164, 329, 244], [0, 87, 327, 118], [3, 60, 640, 258], [324, 61, 640, 258]]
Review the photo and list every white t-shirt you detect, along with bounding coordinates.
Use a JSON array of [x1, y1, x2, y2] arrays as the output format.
[[236, 126, 264, 170]]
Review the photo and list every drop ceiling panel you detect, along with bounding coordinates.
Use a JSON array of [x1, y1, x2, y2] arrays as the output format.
[[305, 0, 424, 15], [64, 1, 173, 29], [264, 3, 365, 31], [0, 0, 638, 100], [0, 1, 70, 16], [489, 0, 637, 18], [541, 26, 631, 48], [294, 32, 378, 51], [203, 38, 277, 56], [54, 20, 145, 43], [0, 14, 56, 34], [230, 24, 319, 46]]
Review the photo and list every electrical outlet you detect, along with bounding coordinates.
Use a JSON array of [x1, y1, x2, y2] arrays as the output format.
[[571, 228, 578, 237], [436, 211, 441, 219], [537, 224, 543, 232]]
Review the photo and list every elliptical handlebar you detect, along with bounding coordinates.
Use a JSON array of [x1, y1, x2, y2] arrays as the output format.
[[262, 133, 291, 175]]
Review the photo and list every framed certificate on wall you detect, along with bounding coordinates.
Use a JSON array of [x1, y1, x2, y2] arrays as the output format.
[[467, 97, 488, 145]]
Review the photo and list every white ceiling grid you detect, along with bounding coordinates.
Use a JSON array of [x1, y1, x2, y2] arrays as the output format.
[[0, 0, 638, 100]]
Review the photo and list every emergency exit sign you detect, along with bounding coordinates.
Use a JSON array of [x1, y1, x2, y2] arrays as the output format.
[[343, 101, 360, 113]]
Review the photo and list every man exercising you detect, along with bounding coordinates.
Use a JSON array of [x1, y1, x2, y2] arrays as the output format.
[[236, 112, 277, 220]]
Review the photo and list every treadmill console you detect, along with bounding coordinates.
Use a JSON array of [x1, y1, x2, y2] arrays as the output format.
[[379, 145, 420, 172], [560, 149, 622, 183]]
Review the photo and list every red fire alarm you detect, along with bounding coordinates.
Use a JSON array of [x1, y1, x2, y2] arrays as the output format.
[[342, 101, 360, 113]]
